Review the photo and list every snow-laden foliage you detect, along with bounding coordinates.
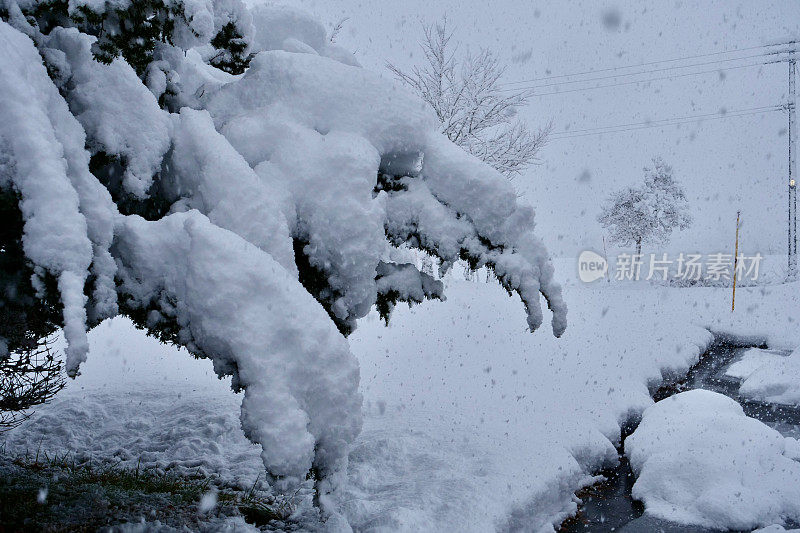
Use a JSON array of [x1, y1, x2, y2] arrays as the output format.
[[598, 157, 693, 254], [0, 0, 566, 504], [0, 335, 64, 429]]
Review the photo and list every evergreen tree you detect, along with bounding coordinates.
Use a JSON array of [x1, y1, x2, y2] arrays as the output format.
[[1, 336, 64, 430], [9, 0, 251, 78], [0, 2, 566, 498], [209, 21, 252, 74]]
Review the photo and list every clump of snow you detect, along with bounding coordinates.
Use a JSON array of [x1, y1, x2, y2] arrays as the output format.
[[626, 389, 800, 530], [724, 347, 788, 380], [117, 516, 261, 533], [198, 490, 218, 513], [739, 346, 800, 406], [249, 4, 358, 66], [150, 45, 236, 110], [250, 4, 326, 53], [375, 261, 443, 320], [113, 211, 362, 490], [66, 0, 132, 17], [206, 48, 566, 336], [166, 107, 296, 273], [0, 21, 94, 373], [45, 27, 172, 198]]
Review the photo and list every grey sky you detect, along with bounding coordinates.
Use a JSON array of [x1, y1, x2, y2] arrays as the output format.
[[293, 0, 799, 258]]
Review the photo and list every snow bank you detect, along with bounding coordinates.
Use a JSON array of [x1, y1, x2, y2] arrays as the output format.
[[0, 318, 266, 487], [344, 275, 798, 530], [724, 348, 788, 379], [626, 390, 800, 530], [739, 347, 800, 406], [4, 275, 798, 530], [721, 346, 800, 406], [755, 526, 800, 533]]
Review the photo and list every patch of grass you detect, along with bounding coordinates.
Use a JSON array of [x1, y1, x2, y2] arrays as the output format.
[[227, 474, 293, 526], [15, 453, 210, 499], [0, 448, 290, 531]]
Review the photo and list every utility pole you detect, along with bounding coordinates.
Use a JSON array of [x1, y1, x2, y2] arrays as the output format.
[[732, 211, 740, 312], [789, 56, 797, 280]]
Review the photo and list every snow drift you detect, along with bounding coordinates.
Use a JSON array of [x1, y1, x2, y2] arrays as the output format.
[[0, 0, 566, 504], [627, 390, 800, 530], [738, 346, 800, 406]]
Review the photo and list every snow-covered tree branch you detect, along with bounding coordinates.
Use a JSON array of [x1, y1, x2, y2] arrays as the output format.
[[0, 0, 566, 512], [388, 17, 551, 179]]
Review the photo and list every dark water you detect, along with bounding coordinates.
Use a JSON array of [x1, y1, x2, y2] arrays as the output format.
[[560, 339, 799, 533]]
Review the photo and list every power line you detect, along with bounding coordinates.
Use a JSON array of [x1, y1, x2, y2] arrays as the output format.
[[502, 40, 798, 87], [499, 60, 783, 96], [550, 105, 781, 136], [501, 49, 793, 91], [550, 106, 782, 140], [549, 105, 784, 140]]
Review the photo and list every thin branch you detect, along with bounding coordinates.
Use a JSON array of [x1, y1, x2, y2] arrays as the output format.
[[329, 17, 349, 43]]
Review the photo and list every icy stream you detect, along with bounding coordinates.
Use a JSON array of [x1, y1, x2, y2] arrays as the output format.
[[561, 338, 800, 533]]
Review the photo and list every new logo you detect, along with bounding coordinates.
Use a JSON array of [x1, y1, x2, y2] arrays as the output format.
[[578, 250, 608, 282]]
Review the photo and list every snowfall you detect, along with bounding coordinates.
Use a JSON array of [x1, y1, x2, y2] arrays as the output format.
[[3, 261, 799, 532], [1, 0, 800, 531]]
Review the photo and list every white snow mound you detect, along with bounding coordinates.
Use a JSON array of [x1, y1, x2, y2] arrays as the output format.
[[626, 389, 800, 530]]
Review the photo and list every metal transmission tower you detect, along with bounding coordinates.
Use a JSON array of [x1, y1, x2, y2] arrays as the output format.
[[789, 56, 797, 280]]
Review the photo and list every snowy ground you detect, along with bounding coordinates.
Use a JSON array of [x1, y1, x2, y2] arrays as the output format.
[[2, 258, 799, 531]]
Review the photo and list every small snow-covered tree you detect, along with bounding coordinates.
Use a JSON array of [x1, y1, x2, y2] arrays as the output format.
[[388, 17, 550, 179], [598, 158, 692, 255], [0, 1, 566, 519]]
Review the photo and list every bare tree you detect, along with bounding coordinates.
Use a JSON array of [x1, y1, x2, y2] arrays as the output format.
[[1, 336, 65, 430], [388, 17, 550, 179]]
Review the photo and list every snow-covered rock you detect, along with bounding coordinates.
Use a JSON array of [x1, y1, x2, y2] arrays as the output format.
[[626, 389, 800, 530], [724, 347, 788, 380]]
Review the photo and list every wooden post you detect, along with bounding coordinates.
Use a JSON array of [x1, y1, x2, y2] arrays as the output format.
[[732, 211, 740, 312]]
